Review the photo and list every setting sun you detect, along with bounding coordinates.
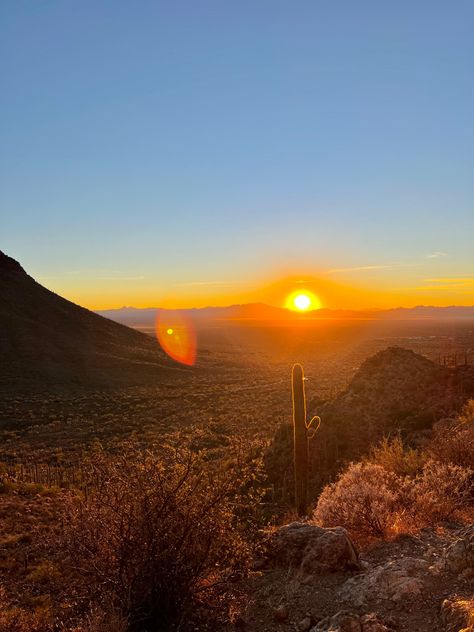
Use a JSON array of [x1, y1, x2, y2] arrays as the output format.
[[285, 290, 321, 312], [294, 294, 311, 310]]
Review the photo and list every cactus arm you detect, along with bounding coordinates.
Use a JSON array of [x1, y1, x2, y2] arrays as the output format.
[[306, 415, 321, 439]]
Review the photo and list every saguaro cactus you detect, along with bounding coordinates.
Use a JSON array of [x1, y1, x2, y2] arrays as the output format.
[[292, 363, 321, 516]]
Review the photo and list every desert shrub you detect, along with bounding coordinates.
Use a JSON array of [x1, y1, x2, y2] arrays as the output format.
[[409, 459, 474, 523], [0, 584, 51, 632], [370, 435, 427, 477], [459, 399, 474, 425], [26, 560, 61, 585], [429, 400, 474, 469], [313, 462, 403, 538], [68, 603, 128, 632], [0, 479, 14, 494], [59, 441, 261, 631]]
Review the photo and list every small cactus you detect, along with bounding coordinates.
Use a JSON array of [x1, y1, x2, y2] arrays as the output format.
[[292, 363, 321, 516]]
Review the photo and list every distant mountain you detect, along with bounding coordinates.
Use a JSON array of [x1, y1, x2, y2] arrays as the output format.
[[383, 305, 474, 319], [96, 304, 474, 329], [96, 303, 290, 328], [0, 252, 183, 391]]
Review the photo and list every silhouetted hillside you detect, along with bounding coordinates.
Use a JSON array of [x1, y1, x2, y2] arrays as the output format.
[[319, 347, 474, 456], [0, 251, 183, 390]]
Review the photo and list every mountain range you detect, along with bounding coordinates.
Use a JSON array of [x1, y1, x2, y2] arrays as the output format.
[[97, 304, 474, 329]]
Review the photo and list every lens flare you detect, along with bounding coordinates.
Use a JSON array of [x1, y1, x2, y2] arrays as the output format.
[[285, 290, 321, 312], [156, 311, 196, 366]]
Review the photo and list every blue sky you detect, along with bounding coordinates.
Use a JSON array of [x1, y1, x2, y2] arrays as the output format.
[[1, 1, 473, 308]]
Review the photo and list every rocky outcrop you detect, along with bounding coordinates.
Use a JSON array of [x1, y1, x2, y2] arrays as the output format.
[[267, 522, 360, 576], [442, 524, 474, 575], [339, 557, 429, 606], [312, 610, 391, 632]]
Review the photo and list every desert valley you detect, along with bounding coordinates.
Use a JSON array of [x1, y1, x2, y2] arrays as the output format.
[[2, 3, 474, 630], [1, 251, 474, 631]]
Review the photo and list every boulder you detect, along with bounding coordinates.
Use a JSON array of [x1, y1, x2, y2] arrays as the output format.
[[312, 610, 389, 632], [443, 525, 474, 573], [359, 613, 391, 632], [339, 557, 429, 606], [299, 615, 312, 631], [267, 522, 360, 576], [312, 610, 362, 632]]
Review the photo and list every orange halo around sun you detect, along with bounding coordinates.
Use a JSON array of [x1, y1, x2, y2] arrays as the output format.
[[285, 290, 321, 312]]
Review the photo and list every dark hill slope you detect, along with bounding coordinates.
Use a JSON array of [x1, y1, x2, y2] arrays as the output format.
[[0, 252, 182, 390], [318, 346, 474, 457]]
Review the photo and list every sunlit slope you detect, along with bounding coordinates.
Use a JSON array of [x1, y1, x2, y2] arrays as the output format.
[[0, 252, 182, 390]]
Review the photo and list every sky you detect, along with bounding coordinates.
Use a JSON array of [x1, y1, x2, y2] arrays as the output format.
[[1, 1, 473, 309]]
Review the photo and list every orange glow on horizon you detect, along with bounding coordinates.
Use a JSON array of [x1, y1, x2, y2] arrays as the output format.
[[44, 269, 474, 311]]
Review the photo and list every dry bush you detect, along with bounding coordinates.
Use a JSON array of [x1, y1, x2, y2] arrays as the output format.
[[312, 402, 474, 541], [429, 400, 474, 469], [313, 462, 403, 538], [59, 441, 262, 631], [68, 603, 128, 632], [314, 457, 474, 540], [459, 399, 474, 425], [409, 459, 474, 523], [0, 584, 51, 632], [370, 435, 426, 477]]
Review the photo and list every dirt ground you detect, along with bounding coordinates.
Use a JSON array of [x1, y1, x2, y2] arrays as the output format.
[[237, 525, 474, 632]]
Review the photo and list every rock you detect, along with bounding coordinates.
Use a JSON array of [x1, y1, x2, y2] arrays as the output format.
[[311, 611, 390, 632], [460, 567, 474, 580], [339, 557, 429, 606], [360, 613, 390, 632], [441, 597, 474, 632], [267, 522, 360, 576], [299, 616, 312, 631], [443, 525, 474, 573], [312, 610, 362, 632], [274, 604, 289, 621]]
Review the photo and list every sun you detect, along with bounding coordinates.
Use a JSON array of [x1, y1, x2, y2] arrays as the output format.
[[285, 290, 321, 312], [294, 293, 311, 310]]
